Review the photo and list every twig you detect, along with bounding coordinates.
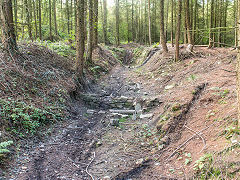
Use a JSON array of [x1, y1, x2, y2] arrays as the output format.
[[184, 125, 206, 153], [221, 68, 236, 73], [86, 152, 96, 180], [166, 122, 216, 161]]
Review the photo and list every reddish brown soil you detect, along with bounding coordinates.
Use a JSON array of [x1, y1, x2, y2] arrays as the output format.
[[5, 45, 240, 180]]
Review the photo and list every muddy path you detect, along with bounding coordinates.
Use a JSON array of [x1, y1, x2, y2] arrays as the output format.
[[7, 45, 235, 180], [9, 48, 163, 180]]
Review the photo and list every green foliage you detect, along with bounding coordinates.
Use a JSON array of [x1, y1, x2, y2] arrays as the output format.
[[222, 126, 239, 139], [152, 43, 160, 48], [0, 141, 13, 157], [36, 41, 76, 57], [211, 87, 230, 98], [0, 98, 63, 138], [193, 152, 240, 179], [187, 74, 197, 81]]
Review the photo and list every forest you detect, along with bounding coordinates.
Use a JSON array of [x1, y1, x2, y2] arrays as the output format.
[[0, 0, 240, 179]]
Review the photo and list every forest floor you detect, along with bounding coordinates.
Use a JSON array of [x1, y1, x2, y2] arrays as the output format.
[[3, 44, 240, 179]]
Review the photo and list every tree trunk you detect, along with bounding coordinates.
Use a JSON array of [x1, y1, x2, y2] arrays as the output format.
[[93, 0, 98, 47], [13, 0, 17, 39], [33, 0, 38, 39], [53, 0, 58, 36], [0, 0, 17, 53], [165, 0, 169, 41], [103, 0, 108, 44], [115, 0, 120, 46], [49, 0, 53, 41], [185, 0, 193, 50], [87, 0, 94, 62], [171, 0, 174, 47], [38, 0, 42, 40], [235, 0, 238, 47], [175, 0, 182, 61], [66, 0, 70, 34], [132, 0, 135, 41], [160, 0, 168, 52], [76, 0, 85, 82], [148, 0, 151, 45], [237, 0, 240, 127], [25, 0, 33, 41], [126, 0, 130, 43], [208, 0, 214, 48]]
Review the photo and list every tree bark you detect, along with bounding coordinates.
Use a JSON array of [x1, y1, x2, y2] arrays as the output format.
[[175, 0, 182, 61], [87, 0, 94, 62], [93, 0, 98, 47], [76, 0, 85, 82], [13, 0, 17, 39], [115, 0, 120, 46], [185, 0, 193, 50], [38, 0, 42, 40], [126, 0, 130, 43], [25, 0, 33, 41], [53, 0, 58, 36], [171, 0, 174, 47], [148, 0, 151, 45], [33, 0, 38, 39], [208, 0, 214, 48], [160, 0, 168, 52], [237, 0, 240, 127], [103, 0, 108, 44], [49, 0, 53, 41], [0, 0, 17, 53]]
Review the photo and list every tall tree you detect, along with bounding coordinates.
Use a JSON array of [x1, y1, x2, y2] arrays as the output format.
[[33, 0, 38, 39], [115, 0, 120, 46], [93, 0, 98, 47], [171, 0, 174, 47], [87, 0, 94, 62], [237, 0, 240, 127], [76, 0, 85, 82], [160, 0, 168, 52], [132, 0, 135, 41], [175, 0, 182, 61], [39, 0, 42, 40], [25, 0, 33, 41], [126, 0, 130, 43], [13, 0, 17, 39], [53, 0, 58, 36], [103, 0, 108, 44], [185, 0, 193, 51], [148, 0, 152, 45], [208, 0, 214, 48], [0, 0, 17, 52], [49, 0, 53, 41]]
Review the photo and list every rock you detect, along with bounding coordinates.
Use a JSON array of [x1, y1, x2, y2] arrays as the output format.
[[165, 83, 175, 90], [22, 166, 28, 170], [87, 109, 96, 114], [186, 44, 193, 52], [110, 119, 119, 126], [109, 109, 135, 114], [135, 103, 142, 115], [132, 113, 137, 121], [140, 113, 153, 119], [136, 158, 144, 165], [160, 136, 170, 145], [103, 176, 111, 180], [96, 141, 102, 147], [98, 110, 106, 114]]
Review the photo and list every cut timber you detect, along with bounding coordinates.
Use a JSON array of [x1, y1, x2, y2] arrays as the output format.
[[109, 109, 135, 114]]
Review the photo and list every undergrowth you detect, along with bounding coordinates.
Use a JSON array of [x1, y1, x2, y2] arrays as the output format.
[[0, 141, 13, 158], [0, 98, 63, 138]]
